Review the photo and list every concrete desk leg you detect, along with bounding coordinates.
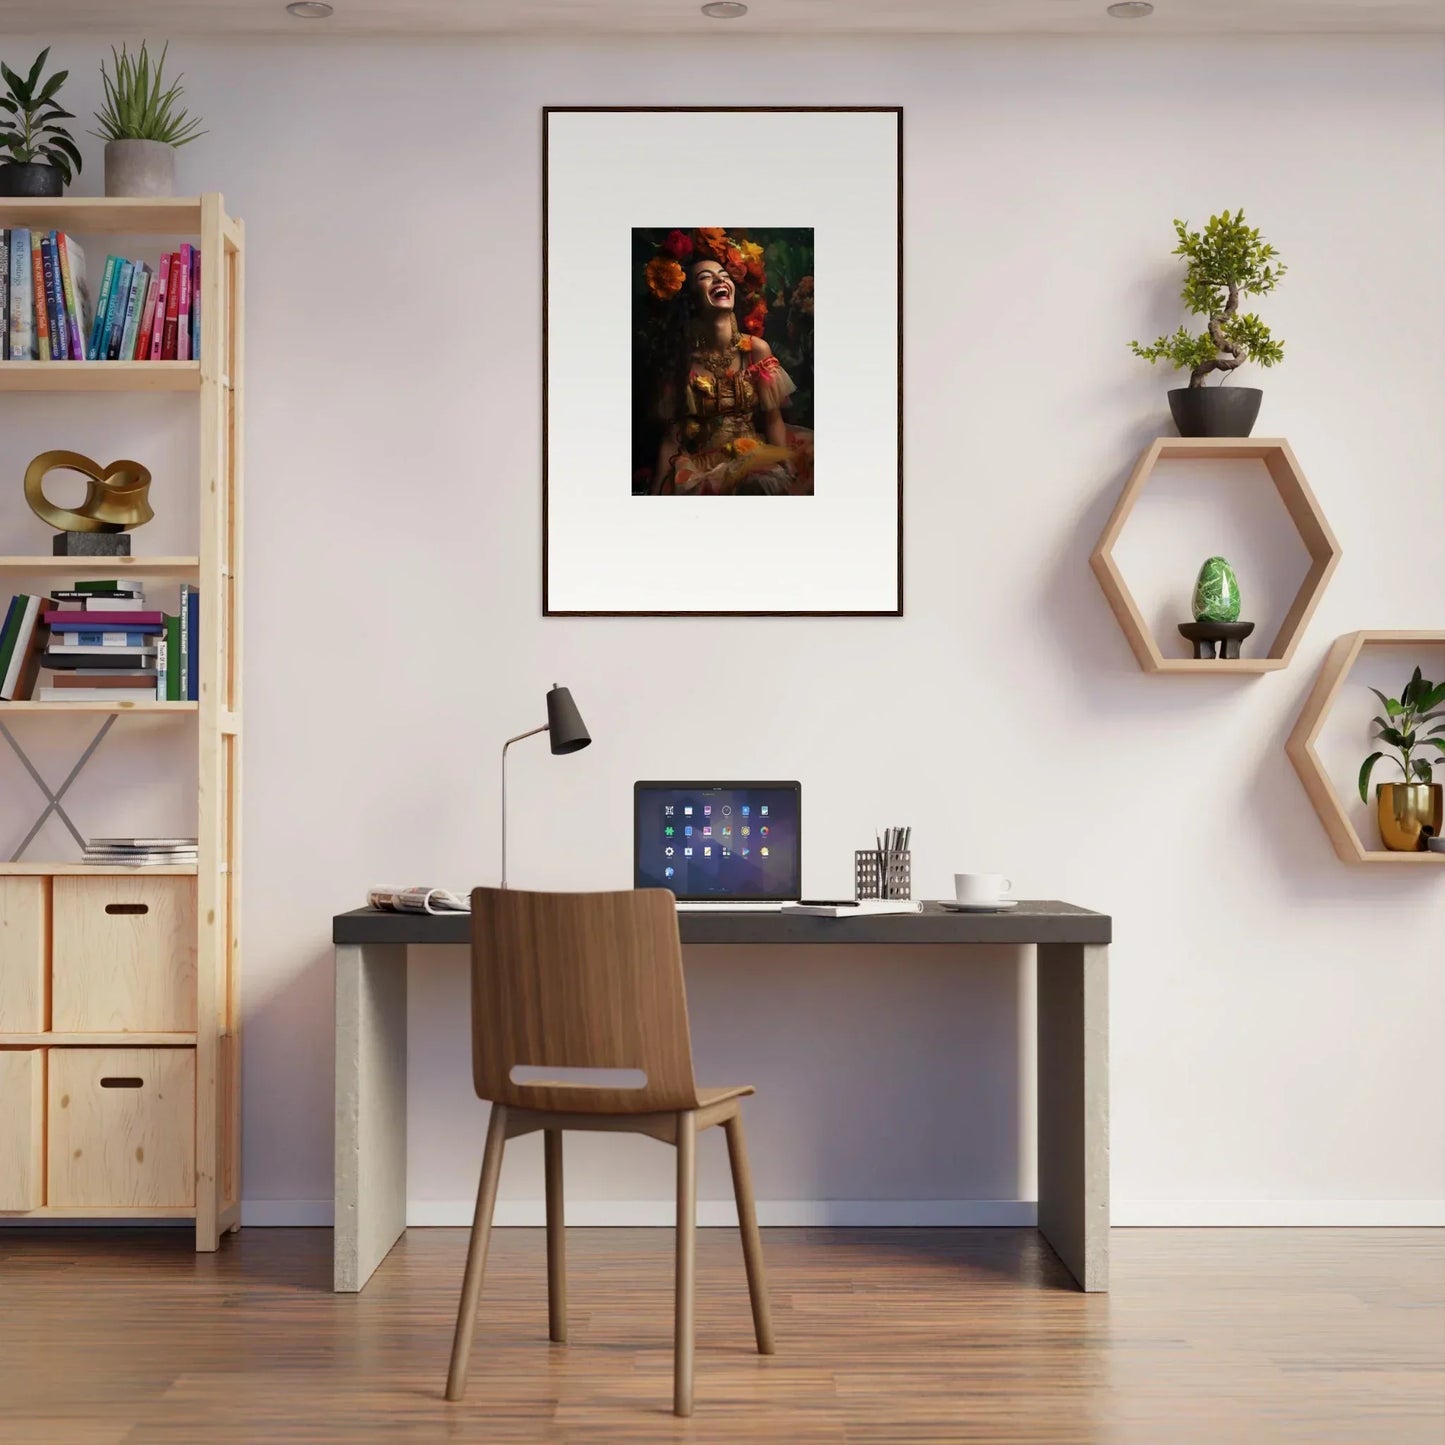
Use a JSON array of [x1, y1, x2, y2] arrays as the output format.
[[1036, 942, 1109, 1291], [334, 942, 409, 1292]]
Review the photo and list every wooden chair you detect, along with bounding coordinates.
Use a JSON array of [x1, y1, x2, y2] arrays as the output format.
[[444, 886, 775, 1417]]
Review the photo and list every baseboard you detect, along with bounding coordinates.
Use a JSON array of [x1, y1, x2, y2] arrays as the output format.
[[231, 1198, 1445, 1229], [240, 1199, 335, 1227], [1112, 1200, 1445, 1227], [414, 1199, 1039, 1227]]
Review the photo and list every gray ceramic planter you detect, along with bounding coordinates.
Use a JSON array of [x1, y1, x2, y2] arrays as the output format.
[[104, 139, 176, 198]]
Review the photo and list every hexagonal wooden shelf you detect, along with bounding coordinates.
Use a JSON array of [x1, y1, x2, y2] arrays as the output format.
[[1090, 437, 1342, 674], [1286, 630, 1445, 867]]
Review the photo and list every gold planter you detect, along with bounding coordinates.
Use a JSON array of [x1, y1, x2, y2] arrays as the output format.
[[1376, 782, 1444, 852]]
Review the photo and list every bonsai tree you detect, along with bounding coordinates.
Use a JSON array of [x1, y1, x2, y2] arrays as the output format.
[[1131, 210, 1284, 387], [92, 42, 205, 150], [1359, 667, 1445, 802], [0, 48, 82, 184]]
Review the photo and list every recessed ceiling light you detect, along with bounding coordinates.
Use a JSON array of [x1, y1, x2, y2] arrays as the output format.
[[1106, 1, 1154, 16], [701, 2, 749, 17], [286, 1, 334, 16]]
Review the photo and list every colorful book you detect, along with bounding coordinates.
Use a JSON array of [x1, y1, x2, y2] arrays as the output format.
[[54, 631, 155, 647], [0, 595, 24, 678], [135, 265, 160, 359], [164, 613, 181, 701], [176, 244, 193, 363], [42, 648, 156, 670], [44, 610, 165, 628], [146, 253, 171, 360], [49, 589, 145, 606], [56, 233, 89, 359], [118, 264, 149, 363], [37, 687, 158, 702], [75, 579, 142, 595], [1, 595, 46, 699], [30, 233, 50, 362], [49, 671, 158, 688], [89, 254, 120, 360], [9, 229, 32, 359], [180, 584, 199, 701], [190, 248, 200, 359], [162, 253, 181, 359], [41, 233, 65, 361], [103, 260, 134, 361], [1, 229, 8, 361]]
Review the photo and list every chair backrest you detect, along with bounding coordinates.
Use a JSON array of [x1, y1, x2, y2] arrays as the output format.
[[468, 887, 701, 1114]]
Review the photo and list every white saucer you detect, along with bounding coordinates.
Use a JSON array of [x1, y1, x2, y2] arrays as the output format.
[[1428, 836, 1445, 854], [936, 898, 1018, 912]]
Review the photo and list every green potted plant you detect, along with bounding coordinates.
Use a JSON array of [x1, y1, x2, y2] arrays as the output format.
[[92, 42, 204, 198], [0, 49, 82, 197], [1359, 667, 1445, 852], [1131, 210, 1285, 438]]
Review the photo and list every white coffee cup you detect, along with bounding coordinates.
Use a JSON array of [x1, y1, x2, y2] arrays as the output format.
[[954, 872, 1012, 906]]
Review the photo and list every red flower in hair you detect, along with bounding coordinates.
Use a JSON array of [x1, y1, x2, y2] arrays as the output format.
[[662, 229, 693, 260], [741, 299, 768, 337], [723, 245, 747, 283]]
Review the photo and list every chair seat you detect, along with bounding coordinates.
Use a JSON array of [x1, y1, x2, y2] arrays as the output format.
[[697, 1085, 754, 1108]]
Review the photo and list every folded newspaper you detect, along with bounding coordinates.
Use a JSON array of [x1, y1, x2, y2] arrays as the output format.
[[367, 886, 471, 915]]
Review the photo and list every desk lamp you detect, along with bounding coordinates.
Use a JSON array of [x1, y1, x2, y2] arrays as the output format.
[[500, 684, 591, 887]]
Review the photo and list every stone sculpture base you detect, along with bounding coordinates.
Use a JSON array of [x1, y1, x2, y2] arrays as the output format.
[[53, 532, 131, 556]]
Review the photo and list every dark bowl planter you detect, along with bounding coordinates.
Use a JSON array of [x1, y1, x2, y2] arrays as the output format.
[[0, 161, 65, 197], [1168, 386, 1263, 438]]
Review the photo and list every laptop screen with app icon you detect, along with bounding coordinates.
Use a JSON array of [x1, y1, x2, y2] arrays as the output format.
[[634, 781, 801, 901]]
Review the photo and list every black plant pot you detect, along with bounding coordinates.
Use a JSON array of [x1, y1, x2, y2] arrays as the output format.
[[1168, 386, 1263, 438], [0, 162, 64, 197]]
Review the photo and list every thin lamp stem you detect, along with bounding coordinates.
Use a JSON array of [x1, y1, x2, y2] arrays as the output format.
[[500, 724, 549, 888]]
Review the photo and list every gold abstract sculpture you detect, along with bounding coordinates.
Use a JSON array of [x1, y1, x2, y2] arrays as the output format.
[[24, 450, 154, 533]]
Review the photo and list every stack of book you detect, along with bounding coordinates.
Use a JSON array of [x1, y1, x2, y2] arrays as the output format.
[[83, 836, 198, 868], [1, 230, 200, 362], [0, 579, 199, 702]]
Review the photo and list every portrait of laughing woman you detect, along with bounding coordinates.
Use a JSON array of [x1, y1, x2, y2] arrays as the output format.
[[632, 227, 815, 496]]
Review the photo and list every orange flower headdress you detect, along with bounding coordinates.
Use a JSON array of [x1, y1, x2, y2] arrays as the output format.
[[644, 228, 770, 335]]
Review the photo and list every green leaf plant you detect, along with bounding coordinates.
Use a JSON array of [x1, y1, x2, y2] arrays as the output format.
[[1131, 210, 1285, 388], [92, 42, 205, 148], [1358, 667, 1445, 803], [0, 48, 83, 183]]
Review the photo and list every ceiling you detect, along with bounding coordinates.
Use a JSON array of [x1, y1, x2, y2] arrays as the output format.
[[1, 0, 1441, 35]]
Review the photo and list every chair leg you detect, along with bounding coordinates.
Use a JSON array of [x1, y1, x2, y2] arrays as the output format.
[[674, 1109, 698, 1418], [544, 1128, 567, 1343], [724, 1110, 775, 1355], [444, 1103, 509, 1402]]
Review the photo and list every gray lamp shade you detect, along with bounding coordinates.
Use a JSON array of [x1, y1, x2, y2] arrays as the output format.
[[545, 684, 591, 754]]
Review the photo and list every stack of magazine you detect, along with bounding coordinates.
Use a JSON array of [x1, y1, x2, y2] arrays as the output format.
[[84, 836, 198, 867]]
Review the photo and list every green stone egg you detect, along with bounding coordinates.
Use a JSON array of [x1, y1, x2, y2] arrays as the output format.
[[1193, 556, 1241, 623]]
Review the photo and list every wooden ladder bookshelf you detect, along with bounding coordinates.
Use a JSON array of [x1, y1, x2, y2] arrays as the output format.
[[0, 195, 243, 1251]]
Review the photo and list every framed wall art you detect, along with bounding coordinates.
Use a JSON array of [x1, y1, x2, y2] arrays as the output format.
[[543, 106, 903, 616]]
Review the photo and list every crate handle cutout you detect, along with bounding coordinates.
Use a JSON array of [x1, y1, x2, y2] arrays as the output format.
[[100, 1076, 144, 1089], [105, 903, 149, 915], [509, 1065, 647, 1090]]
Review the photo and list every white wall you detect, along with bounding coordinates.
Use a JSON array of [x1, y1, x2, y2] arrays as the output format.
[[2, 33, 1442, 1227]]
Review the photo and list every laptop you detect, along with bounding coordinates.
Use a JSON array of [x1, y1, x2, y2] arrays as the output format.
[[634, 781, 801, 910]]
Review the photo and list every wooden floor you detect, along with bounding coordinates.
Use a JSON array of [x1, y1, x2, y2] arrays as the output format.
[[0, 1227, 1440, 1444]]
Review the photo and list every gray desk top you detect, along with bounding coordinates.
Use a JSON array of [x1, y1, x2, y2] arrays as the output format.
[[333, 900, 1110, 947]]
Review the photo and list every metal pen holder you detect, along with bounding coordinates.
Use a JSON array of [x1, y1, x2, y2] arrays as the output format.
[[855, 849, 912, 901]]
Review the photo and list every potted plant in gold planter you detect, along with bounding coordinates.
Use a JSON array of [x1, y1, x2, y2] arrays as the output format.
[[92, 42, 204, 198], [1359, 667, 1445, 851], [1130, 210, 1285, 438]]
